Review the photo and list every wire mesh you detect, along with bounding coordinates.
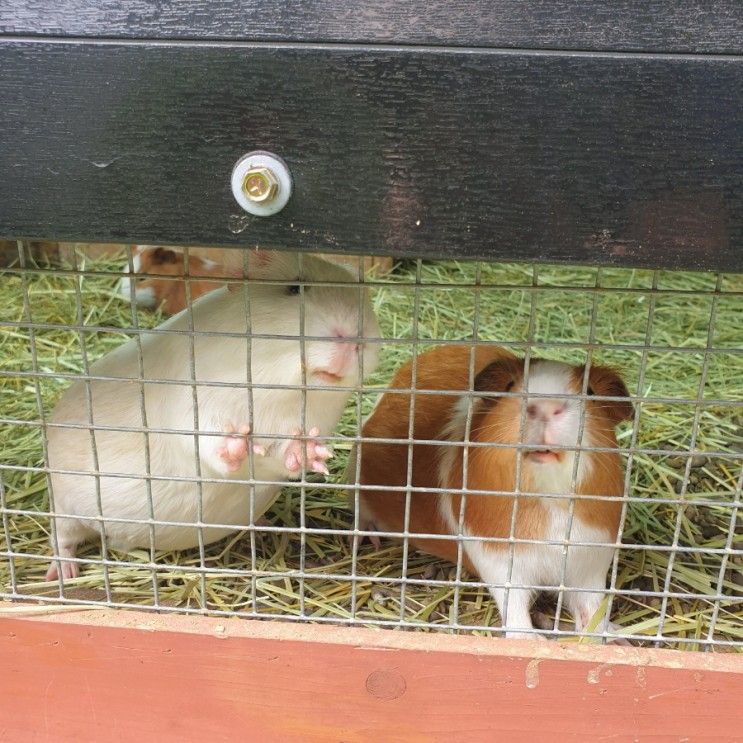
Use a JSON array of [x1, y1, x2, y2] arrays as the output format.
[[0, 243, 741, 650]]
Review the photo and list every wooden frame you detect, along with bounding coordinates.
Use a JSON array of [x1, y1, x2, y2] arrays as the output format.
[[3, 0, 742, 52], [1, 3, 741, 270], [1, 605, 742, 741]]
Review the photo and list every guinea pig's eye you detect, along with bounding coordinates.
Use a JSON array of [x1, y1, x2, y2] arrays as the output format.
[[505, 380, 515, 392], [587, 386, 595, 396], [287, 284, 302, 296]]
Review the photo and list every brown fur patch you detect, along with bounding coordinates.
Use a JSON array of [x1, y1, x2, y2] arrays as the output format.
[[132, 247, 226, 314], [574, 364, 634, 424], [358, 345, 518, 569]]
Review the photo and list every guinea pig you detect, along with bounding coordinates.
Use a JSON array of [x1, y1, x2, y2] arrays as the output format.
[[118, 245, 227, 314], [351, 345, 633, 640], [46, 249, 380, 580]]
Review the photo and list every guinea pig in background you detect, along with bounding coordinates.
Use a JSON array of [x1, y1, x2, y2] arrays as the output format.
[[118, 245, 228, 314], [46, 249, 381, 580], [351, 345, 633, 640]]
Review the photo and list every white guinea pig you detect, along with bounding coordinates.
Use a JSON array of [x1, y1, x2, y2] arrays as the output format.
[[45, 250, 380, 580]]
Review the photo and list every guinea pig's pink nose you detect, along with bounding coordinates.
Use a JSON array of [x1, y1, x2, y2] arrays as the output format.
[[543, 427, 559, 447], [317, 337, 360, 379], [527, 401, 566, 422]]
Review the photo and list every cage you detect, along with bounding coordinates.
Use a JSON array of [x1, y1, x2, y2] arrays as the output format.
[[2, 1, 743, 739], [2, 243, 742, 651]]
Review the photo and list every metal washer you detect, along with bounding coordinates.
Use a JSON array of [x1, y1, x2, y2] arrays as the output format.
[[231, 151, 293, 216]]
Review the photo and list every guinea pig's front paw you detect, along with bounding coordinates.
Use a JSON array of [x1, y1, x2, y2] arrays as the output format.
[[215, 423, 266, 473], [284, 426, 332, 476]]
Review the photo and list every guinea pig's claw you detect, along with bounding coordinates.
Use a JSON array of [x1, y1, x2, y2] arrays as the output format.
[[284, 428, 333, 477], [285, 452, 301, 472], [351, 520, 382, 550], [311, 459, 330, 476], [346, 526, 382, 551]]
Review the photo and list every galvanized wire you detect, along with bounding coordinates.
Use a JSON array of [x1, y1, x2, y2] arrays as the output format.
[[0, 251, 740, 650]]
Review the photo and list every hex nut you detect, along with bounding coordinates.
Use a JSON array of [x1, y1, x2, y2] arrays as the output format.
[[242, 167, 279, 203], [231, 151, 292, 216]]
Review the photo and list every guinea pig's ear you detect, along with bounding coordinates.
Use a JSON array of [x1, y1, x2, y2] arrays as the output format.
[[151, 247, 179, 265], [585, 365, 634, 424], [473, 356, 523, 406], [129, 244, 157, 267], [222, 248, 279, 292]]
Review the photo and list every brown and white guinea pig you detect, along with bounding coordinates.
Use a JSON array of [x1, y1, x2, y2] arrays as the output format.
[[46, 249, 380, 581], [118, 246, 228, 314], [351, 345, 633, 640]]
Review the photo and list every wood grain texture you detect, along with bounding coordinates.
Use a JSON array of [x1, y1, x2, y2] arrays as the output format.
[[0, 41, 741, 271], [1, 610, 742, 742], [1, 1, 742, 53]]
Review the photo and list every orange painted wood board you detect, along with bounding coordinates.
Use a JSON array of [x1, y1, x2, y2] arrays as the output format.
[[1, 606, 741, 742]]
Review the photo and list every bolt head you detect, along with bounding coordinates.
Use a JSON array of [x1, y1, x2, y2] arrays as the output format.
[[242, 166, 279, 203]]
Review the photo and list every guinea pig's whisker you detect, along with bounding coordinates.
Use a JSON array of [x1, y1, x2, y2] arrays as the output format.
[[471, 419, 514, 435], [470, 423, 521, 442]]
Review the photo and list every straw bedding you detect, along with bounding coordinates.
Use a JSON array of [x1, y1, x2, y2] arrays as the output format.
[[1, 249, 741, 650]]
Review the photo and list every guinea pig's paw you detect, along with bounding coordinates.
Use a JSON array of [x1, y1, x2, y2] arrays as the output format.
[[363, 527, 383, 551], [216, 424, 265, 473], [45, 558, 80, 582], [355, 516, 382, 550], [345, 517, 382, 550], [604, 623, 632, 646], [285, 426, 333, 476]]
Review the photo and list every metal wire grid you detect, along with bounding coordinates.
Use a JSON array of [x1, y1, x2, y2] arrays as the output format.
[[0, 244, 741, 649]]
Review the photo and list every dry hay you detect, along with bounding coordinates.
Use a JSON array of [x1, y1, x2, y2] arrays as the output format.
[[1, 247, 741, 650]]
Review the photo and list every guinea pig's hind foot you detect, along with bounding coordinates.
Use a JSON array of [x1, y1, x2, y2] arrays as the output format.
[[45, 546, 80, 582], [216, 424, 266, 473], [603, 622, 632, 646], [570, 598, 632, 645], [347, 517, 382, 550], [366, 532, 382, 550], [284, 427, 332, 476]]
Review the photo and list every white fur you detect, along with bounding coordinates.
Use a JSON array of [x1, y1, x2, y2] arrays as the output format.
[[441, 497, 614, 639], [117, 250, 159, 308], [47, 252, 380, 563], [524, 360, 593, 488], [437, 396, 471, 486], [134, 286, 157, 307], [437, 360, 615, 639]]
